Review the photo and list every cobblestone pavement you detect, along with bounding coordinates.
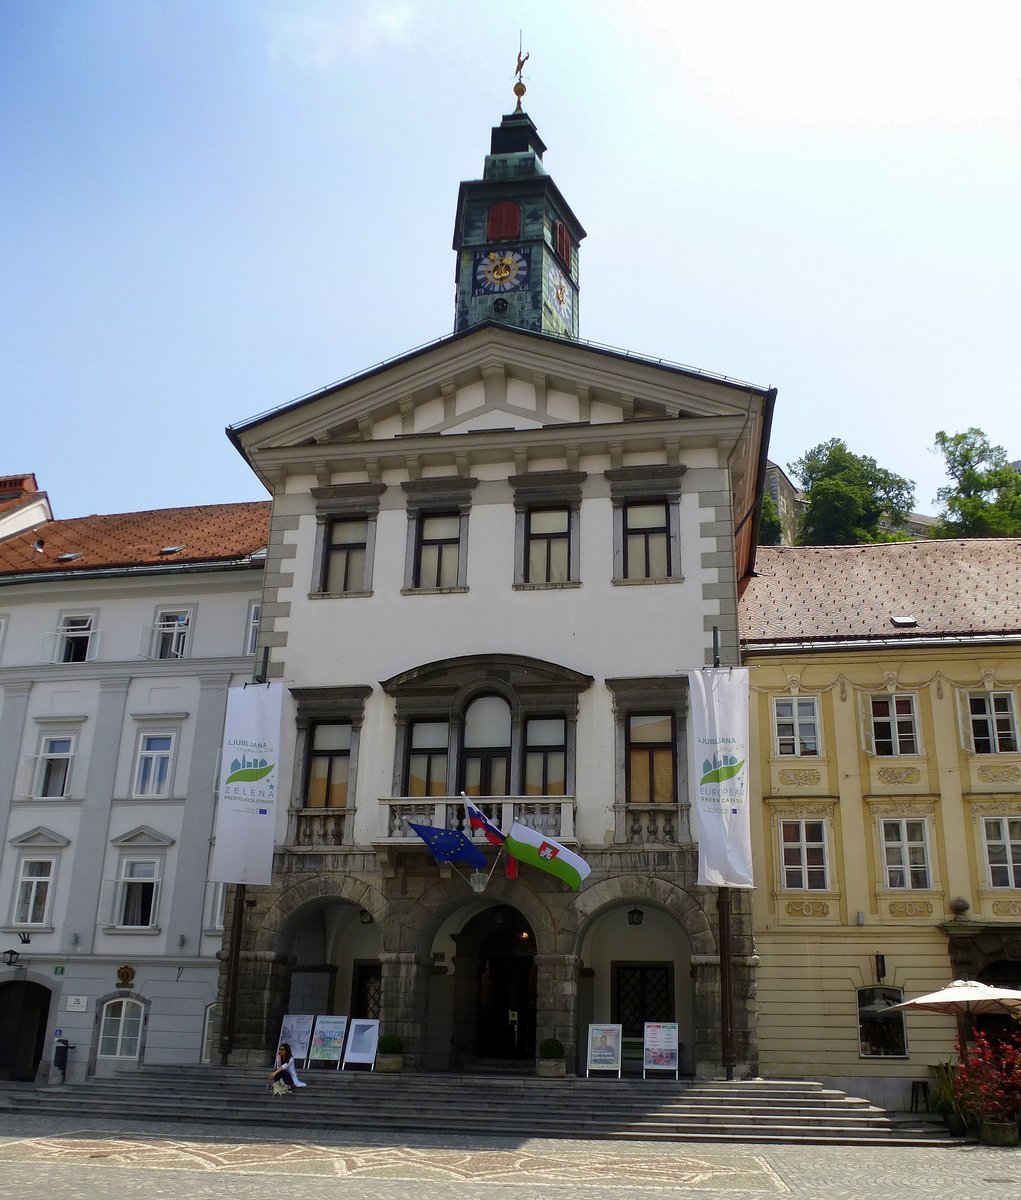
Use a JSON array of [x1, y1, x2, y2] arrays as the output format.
[[0, 1112, 1018, 1200]]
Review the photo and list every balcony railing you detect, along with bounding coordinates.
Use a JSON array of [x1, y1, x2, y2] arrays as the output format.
[[378, 796, 577, 845], [613, 803, 689, 845], [290, 808, 350, 847]]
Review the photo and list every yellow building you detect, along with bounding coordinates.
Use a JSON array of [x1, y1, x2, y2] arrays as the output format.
[[741, 539, 1021, 1109]]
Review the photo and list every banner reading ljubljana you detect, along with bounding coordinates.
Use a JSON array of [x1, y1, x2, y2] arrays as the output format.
[[687, 668, 753, 889], [208, 682, 283, 885]]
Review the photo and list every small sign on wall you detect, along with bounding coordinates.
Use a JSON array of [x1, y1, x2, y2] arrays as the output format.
[[66, 995, 88, 1012], [53, 966, 65, 976]]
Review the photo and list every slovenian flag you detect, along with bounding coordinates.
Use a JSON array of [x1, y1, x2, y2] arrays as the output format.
[[462, 793, 518, 879], [504, 822, 590, 891]]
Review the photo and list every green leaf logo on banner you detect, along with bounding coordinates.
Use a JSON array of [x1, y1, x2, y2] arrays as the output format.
[[226, 764, 275, 784], [700, 755, 745, 785]]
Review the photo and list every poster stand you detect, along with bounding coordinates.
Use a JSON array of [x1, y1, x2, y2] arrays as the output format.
[[585, 1023, 623, 1078], [276, 1013, 315, 1067], [342, 1018, 381, 1070], [642, 1021, 680, 1079], [307, 1015, 349, 1070]]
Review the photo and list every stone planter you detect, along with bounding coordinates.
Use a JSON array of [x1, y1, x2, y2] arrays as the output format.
[[375, 1053, 403, 1074], [980, 1116, 1019, 1146], [536, 1058, 566, 1078], [942, 1112, 967, 1138]]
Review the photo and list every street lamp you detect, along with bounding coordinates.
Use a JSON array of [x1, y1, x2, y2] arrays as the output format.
[[2, 949, 19, 967]]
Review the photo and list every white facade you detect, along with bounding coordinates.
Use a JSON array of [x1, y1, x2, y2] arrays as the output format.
[[0, 512, 267, 1082], [227, 323, 773, 1075]]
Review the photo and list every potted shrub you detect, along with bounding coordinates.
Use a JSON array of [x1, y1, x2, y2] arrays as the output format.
[[376, 1033, 404, 1074], [929, 1060, 967, 1136], [953, 1028, 1021, 1145], [537, 1037, 566, 1078]]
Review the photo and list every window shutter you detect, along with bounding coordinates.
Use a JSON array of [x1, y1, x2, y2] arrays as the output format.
[[555, 220, 572, 268], [487, 201, 520, 240], [858, 692, 876, 756], [956, 689, 975, 753]]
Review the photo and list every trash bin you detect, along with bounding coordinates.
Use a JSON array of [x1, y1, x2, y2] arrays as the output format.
[[53, 1038, 72, 1076]]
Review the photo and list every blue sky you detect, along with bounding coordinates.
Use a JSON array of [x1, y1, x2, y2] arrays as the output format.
[[3, 0, 1020, 519]]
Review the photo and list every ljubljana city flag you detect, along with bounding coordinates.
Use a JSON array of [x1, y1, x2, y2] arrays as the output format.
[[208, 682, 284, 885], [687, 668, 753, 889], [504, 822, 591, 891]]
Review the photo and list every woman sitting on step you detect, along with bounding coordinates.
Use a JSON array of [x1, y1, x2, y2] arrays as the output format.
[[270, 1043, 307, 1094]]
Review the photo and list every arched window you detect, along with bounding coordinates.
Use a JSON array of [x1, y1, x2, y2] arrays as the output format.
[[857, 986, 907, 1057], [98, 997, 144, 1060], [487, 201, 520, 241], [462, 695, 512, 797]]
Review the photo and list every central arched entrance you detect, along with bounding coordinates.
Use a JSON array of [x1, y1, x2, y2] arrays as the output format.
[[452, 904, 536, 1067]]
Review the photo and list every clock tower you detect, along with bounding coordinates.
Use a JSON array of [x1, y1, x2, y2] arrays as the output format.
[[453, 79, 585, 339]]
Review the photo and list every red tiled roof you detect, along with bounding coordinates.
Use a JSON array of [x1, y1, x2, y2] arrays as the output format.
[[740, 540, 1021, 645], [0, 501, 271, 576], [0, 473, 42, 520]]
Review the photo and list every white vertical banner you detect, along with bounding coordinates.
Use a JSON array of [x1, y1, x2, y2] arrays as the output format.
[[208, 682, 284, 885], [687, 668, 754, 889]]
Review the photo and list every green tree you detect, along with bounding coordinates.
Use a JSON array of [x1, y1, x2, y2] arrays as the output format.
[[932, 428, 1021, 538], [758, 492, 783, 545], [789, 439, 915, 545]]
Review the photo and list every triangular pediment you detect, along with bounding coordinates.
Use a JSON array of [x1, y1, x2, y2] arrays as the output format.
[[111, 825, 175, 849], [9, 826, 71, 849], [233, 324, 767, 456]]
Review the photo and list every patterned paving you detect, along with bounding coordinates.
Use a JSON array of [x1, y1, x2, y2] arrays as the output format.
[[0, 1130, 789, 1192]]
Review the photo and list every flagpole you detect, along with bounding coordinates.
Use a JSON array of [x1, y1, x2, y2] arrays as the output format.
[[713, 626, 736, 1081]]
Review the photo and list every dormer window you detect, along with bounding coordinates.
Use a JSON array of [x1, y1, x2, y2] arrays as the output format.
[[486, 201, 520, 241]]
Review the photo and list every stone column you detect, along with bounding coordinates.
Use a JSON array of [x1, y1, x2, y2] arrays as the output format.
[[217, 946, 295, 1068], [690, 953, 723, 1078], [379, 950, 431, 1067], [534, 953, 580, 1067]]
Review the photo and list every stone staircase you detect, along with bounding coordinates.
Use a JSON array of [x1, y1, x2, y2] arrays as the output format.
[[4, 1067, 956, 1146]]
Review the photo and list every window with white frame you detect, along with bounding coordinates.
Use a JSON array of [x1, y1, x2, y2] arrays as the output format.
[[869, 694, 918, 756], [881, 817, 930, 889], [983, 817, 1021, 888], [33, 734, 75, 798], [607, 465, 685, 585], [114, 857, 161, 927], [13, 856, 54, 925], [44, 613, 97, 663], [246, 601, 261, 655], [969, 692, 1018, 754], [150, 609, 190, 659], [98, 997, 144, 1059], [780, 818, 828, 889], [774, 696, 819, 757], [204, 880, 227, 932], [133, 733, 174, 797]]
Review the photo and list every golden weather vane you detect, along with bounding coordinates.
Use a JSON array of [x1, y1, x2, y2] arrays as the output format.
[[514, 32, 529, 111]]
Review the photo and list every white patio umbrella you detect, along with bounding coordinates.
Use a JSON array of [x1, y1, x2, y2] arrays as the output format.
[[892, 980, 1021, 1057]]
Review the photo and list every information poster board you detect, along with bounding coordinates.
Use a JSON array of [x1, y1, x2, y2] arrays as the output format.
[[308, 1016, 349, 1069], [341, 1018, 380, 1070], [586, 1023, 622, 1078], [277, 1013, 315, 1064], [643, 1021, 679, 1078]]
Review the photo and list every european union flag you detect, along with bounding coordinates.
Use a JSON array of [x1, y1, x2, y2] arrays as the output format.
[[406, 821, 488, 869]]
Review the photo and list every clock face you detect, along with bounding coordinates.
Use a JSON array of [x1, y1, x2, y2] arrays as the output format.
[[472, 246, 531, 295], [547, 263, 573, 325]]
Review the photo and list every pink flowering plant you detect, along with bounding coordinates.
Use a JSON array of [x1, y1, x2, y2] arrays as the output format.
[[952, 1029, 1021, 1121]]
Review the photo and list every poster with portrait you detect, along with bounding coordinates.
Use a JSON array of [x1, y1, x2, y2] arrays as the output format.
[[341, 1018, 380, 1069], [586, 1023, 622, 1077], [277, 1013, 315, 1063], [643, 1022, 679, 1078], [308, 1016, 349, 1068]]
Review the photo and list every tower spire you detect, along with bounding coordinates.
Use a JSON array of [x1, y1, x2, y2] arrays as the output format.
[[451, 58, 586, 340]]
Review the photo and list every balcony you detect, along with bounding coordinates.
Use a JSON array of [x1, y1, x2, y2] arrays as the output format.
[[290, 808, 351, 847], [613, 803, 689, 845], [376, 795, 577, 847]]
